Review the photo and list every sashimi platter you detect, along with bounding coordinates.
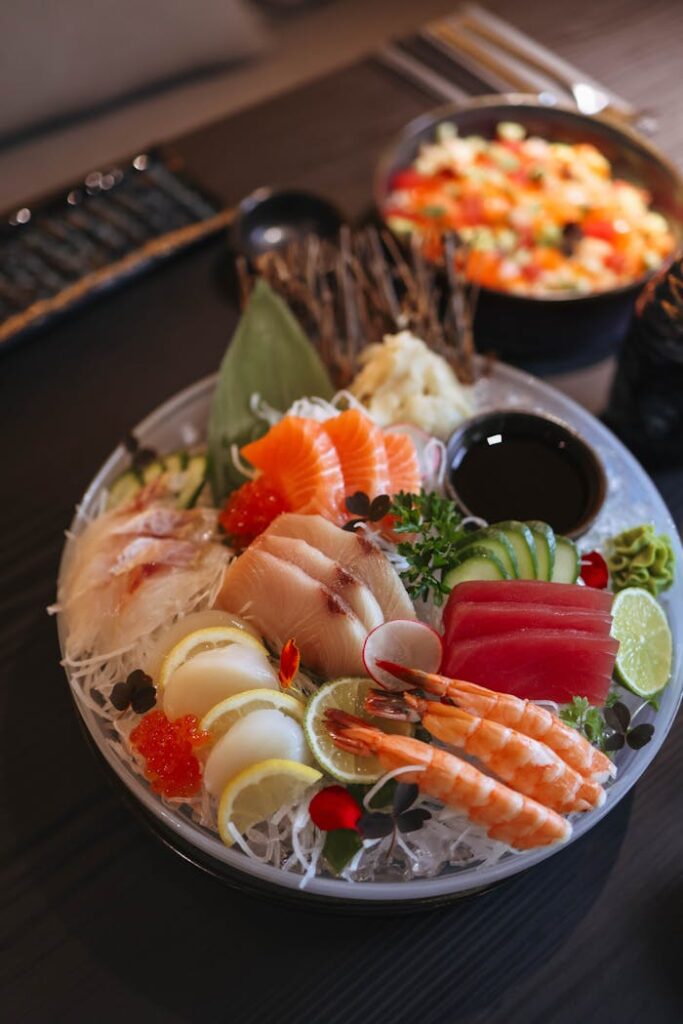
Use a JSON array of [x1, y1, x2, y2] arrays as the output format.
[[55, 271, 682, 905]]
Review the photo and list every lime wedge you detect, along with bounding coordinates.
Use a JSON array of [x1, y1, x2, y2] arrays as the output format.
[[304, 677, 411, 784], [611, 588, 673, 698]]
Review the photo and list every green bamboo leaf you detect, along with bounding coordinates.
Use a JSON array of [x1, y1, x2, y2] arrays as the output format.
[[207, 279, 335, 502]]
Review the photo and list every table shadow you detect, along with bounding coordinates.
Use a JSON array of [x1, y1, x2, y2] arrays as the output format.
[[2, 610, 634, 1024]]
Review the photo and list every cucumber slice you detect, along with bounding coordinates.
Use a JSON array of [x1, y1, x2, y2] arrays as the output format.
[[526, 521, 556, 582], [443, 546, 510, 591], [106, 470, 142, 510], [493, 521, 538, 579], [551, 536, 580, 583], [177, 454, 208, 508], [142, 459, 165, 485], [163, 452, 189, 476], [472, 529, 519, 578]]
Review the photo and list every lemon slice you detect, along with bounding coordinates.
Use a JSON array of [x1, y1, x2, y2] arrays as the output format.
[[304, 677, 411, 785], [611, 588, 673, 698], [218, 759, 322, 846], [145, 610, 260, 681], [158, 626, 267, 692], [200, 689, 304, 739]]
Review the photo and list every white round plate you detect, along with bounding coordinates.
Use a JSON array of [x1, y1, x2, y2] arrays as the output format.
[[57, 363, 683, 906]]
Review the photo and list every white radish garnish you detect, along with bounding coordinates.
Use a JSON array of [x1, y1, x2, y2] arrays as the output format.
[[362, 619, 443, 690], [144, 609, 260, 680], [162, 645, 278, 720], [204, 709, 311, 796]]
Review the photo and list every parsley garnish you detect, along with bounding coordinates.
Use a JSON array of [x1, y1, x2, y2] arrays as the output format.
[[389, 491, 469, 605], [559, 696, 607, 747]]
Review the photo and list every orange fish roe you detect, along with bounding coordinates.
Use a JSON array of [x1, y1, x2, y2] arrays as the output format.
[[130, 710, 209, 798], [219, 478, 290, 549]]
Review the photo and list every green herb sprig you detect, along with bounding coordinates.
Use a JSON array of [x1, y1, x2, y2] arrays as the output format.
[[559, 697, 607, 747], [389, 490, 470, 605]]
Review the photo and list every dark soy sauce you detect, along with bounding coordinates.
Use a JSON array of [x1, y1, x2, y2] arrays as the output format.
[[449, 430, 590, 536]]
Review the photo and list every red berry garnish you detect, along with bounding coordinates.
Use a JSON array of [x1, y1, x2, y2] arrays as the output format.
[[580, 550, 609, 589], [309, 786, 362, 832], [130, 710, 209, 798], [219, 477, 290, 549]]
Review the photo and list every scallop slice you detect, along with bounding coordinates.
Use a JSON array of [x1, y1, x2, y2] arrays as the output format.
[[256, 533, 384, 633], [162, 644, 278, 720], [204, 709, 311, 797]]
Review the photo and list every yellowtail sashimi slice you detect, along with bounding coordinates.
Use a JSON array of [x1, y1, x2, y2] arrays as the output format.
[[363, 619, 443, 690], [256, 533, 383, 632], [265, 513, 415, 621], [218, 545, 368, 678]]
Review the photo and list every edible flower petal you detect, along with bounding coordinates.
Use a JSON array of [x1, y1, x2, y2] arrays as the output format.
[[278, 638, 301, 689]]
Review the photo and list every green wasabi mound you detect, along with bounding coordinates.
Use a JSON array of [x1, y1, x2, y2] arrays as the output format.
[[606, 524, 675, 597]]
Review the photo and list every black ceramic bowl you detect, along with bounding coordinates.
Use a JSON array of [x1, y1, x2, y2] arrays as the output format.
[[230, 187, 343, 261], [375, 95, 683, 373], [445, 409, 607, 538]]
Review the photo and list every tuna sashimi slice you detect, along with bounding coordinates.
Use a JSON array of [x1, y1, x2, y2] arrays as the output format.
[[441, 629, 619, 704], [217, 545, 367, 678], [444, 580, 613, 625], [266, 513, 415, 621], [255, 533, 384, 633], [445, 601, 612, 646]]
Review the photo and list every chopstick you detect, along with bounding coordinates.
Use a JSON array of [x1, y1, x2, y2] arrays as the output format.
[[377, 43, 470, 104]]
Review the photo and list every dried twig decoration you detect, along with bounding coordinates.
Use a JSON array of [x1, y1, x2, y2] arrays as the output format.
[[249, 227, 478, 388]]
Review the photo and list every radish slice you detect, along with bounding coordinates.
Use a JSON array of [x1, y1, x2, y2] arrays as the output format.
[[362, 619, 443, 690]]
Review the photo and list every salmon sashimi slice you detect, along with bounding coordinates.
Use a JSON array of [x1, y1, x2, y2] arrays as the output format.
[[266, 513, 415, 621], [256, 533, 384, 633], [383, 432, 421, 495], [444, 601, 613, 645], [441, 629, 619, 704], [241, 417, 345, 524], [217, 545, 367, 677], [322, 409, 391, 502], [444, 579, 614, 621]]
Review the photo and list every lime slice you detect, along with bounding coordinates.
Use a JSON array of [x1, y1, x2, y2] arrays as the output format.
[[218, 759, 322, 846], [200, 689, 304, 739], [611, 588, 673, 698], [304, 677, 411, 784], [157, 625, 267, 692]]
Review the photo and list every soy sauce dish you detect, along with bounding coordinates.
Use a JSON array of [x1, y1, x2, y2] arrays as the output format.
[[446, 410, 607, 538]]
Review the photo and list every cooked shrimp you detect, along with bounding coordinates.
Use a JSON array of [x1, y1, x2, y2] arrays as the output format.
[[365, 692, 605, 814], [325, 709, 572, 850], [376, 661, 616, 784]]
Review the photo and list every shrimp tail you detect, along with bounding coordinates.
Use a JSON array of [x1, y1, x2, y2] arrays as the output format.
[[363, 690, 420, 722], [324, 708, 378, 756], [375, 660, 449, 696]]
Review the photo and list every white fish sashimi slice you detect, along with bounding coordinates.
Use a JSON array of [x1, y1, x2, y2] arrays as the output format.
[[217, 546, 367, 678], [63, 545, 229, 660], [256, 534, 384, 633], [266, 513, 415, 621]]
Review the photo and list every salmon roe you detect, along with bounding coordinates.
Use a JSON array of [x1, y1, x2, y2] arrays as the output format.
[[219, 477, 290, 548], [130, 710, 208, 798]]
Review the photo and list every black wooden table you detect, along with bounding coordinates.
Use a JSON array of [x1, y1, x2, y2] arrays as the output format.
[[2, 2, 682, 1020]]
